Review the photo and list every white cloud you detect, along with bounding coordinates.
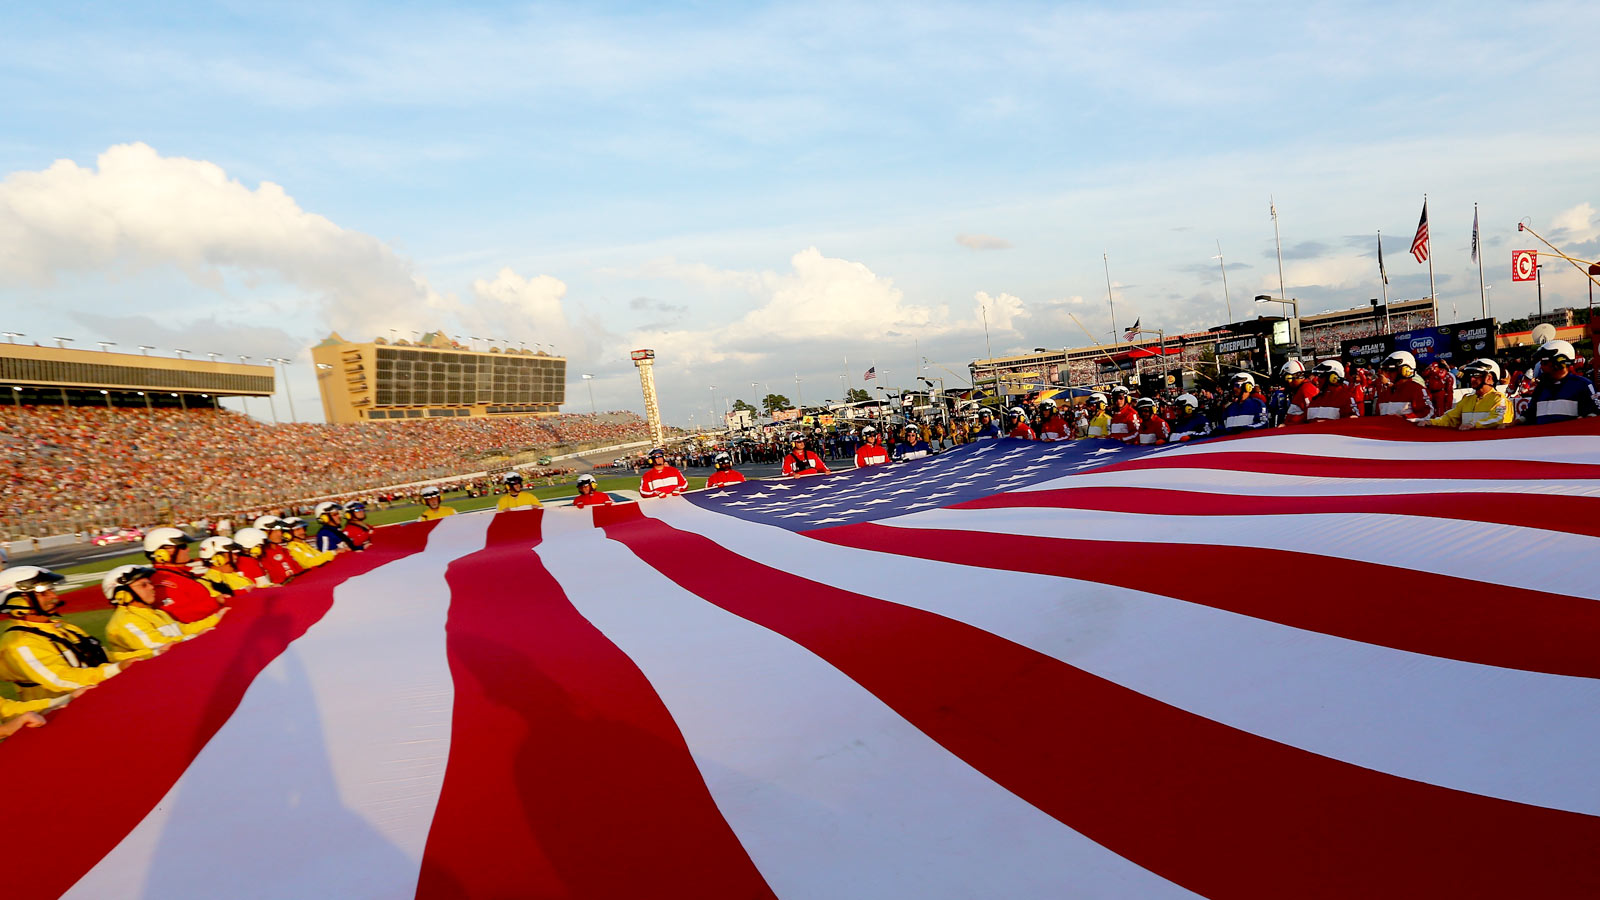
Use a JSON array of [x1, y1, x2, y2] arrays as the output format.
[[956, 233, 1013, 251], [622, 248, 1035, 367], [0, 142, 454, 340], [1549, 202, 1598, 244]]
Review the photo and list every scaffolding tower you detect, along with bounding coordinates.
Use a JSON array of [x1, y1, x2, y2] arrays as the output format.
[[631, 349, 664, 448]]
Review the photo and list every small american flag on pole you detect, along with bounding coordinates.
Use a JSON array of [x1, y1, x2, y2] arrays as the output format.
[[864, 366, 876, 381], [1411, 200, 1431, 263]]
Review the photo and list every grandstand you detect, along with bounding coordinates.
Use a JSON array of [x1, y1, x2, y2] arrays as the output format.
[[1297, 297, 1436, 354], [312, 331, 566, 424], [0, 342, 273, 410]]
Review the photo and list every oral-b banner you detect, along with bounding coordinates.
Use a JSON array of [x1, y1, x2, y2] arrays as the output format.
[[1342, 318, 1495, 369]]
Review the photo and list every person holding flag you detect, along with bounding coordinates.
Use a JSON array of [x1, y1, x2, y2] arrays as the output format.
[[642, 448, 692, 494], [1036, 399, 1069, 442], [705, 452, 747, 488], [1003, 406, 1036, 441], [1280, 360, 1319, 425], [972, 409, 1002, 440], [342, 501, 374, 550], [1107, 387, 1142, 444], [495, 472, 543, 512], [571, 474, 613, 508], [854, 426, 891, 467], [1417, 359, 1511, 430]]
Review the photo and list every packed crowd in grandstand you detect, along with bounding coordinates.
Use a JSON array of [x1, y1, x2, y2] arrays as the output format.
[[0, 408, 649, 537]]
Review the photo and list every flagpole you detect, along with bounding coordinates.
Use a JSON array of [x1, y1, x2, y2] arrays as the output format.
[[1271, 196, 1288, 306], [1425, 194, 1438, 323], [1378, 229, 1389, 306], [1102, 252, 1119, 346], [1214, 239, 1233, 322], [844, 352, 853, 394], [1475, 202, 1487, 318]]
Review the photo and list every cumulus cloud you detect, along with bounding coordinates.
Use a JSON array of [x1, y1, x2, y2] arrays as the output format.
[[0, 143, 591, 367], [1549, 202, 1599, 244], [625, 247, 1032, 366], [956, 233, 1013, 251], [0, 143, 460, 340]]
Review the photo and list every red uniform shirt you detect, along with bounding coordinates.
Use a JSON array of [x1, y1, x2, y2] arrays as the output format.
[[1006, 423, 1037, 440], [1037, 414, 1070, 441], [1136, 415, 1171, 445], [572, 490, 613, 508], [1425, 368, 1457, 419], [345, 520, 373, 549], [1109, 404, 1143, 443], [150, 564, 225, 624], [1374, 378, 1434, 419], [1285, 381, 1320, 425], [706, 469, 747, 488], [640, 465, 689, 497], [855, 443, 891, 468], [236, 555, 268, 582], [782, 450, 830, 477], [1306, 382, 1363, 421], [260, 543, 304, 584]]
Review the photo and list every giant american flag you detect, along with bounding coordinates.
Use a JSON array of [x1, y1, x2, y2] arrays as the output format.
[[8, 419, 1600, 899]]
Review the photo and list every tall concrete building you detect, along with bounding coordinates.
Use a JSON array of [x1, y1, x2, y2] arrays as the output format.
[[311, 331, 565, 424]]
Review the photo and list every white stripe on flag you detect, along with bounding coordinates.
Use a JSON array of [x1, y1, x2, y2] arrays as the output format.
[[1016, 467, 1600, 499], [66, 514, 492, 900], [888, 506, 1600, 601], [651, 501, 1600, 816], [1145, 431, 1600, 465], [537, 509, 1195, 899]]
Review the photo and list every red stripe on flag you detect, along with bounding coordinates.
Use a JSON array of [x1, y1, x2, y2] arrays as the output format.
[[1093, 450, 1600, 481], [956, 484, 1600, 540], [2, 521, 441, 900], [815, 523, 1600, 680], [605, 516, 1600, 899], [416, 510, 773, 900], [1151, 416, 1600, 445]]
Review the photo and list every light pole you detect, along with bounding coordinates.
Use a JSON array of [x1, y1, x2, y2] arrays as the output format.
[[272, 357, 297, 422], [1, 332, 20, 344], [53, 337, 73, 349], [138, 345, 155, 356], [173, 349, 189, 360], [582, 373, 596, 415], [1255, 294, 1300, 355], [97, 341, 116, 352]]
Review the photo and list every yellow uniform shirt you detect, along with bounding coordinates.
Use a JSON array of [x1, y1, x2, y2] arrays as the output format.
[[419, 505, 458, 521], [287, 539, 337, 569], [496, 491, 543, 512], [1424, 389, 1512, 430], [1, 694, 53, 722], [105, 605, 187, 662], [0, 621, 121, 701], [1086, 412, 1112, 438], [202, 568, 256, 594]]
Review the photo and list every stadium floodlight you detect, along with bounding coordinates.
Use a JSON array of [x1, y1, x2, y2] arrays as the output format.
[[97, 341, 117, 352], [53, 336, 73, 348], [1, 332, 21, 344], [206, 352, 220, 362], [174, 349, 189, 359], [239, 355, 251, 365], [138, 345, 155, 355]]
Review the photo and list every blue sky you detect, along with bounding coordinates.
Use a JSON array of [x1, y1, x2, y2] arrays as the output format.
[[3, 2, 1598, 423]]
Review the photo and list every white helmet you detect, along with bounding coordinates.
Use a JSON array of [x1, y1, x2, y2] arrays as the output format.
[[1088, 392, 1107, 405], [1006, 406, 1026, 418], [502, 471, 524, 485], [576, 473, 597, 487], [1176, 392, 1199, 409], [1382, 351, 1417, 371], [143, 526, 190, 555], [1036, 397, 1055, 410], [714, 451, 731, 464], [861, 425, 877, 436], [233, 527, 267, 550], [1312, 359, 1346, 380], [904, 423, 921, 434], [284, 516, 308, 531], [1231, 372, 1256, 388], [0, 565, 65, 596], [1462, 358, 1502, 382], [1135, 396, 1156, 409], [252, 514, 283, 531], [102, 564, 157, 602], [788, 431, 804, 441], [420, 486, 442, 499], [1279, 359, 1306, 376], [1110, 385, 1131, 397], [1538, 339, 1576, 365], [198, 535, 241, 561]]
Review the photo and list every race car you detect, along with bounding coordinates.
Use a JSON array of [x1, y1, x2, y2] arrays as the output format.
[[92, 526, 145, 547]]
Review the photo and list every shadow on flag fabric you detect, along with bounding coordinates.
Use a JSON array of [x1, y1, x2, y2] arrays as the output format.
[[9, 419, 1600, 899]]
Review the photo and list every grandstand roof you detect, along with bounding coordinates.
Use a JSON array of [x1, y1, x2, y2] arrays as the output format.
[[0, 343, 275, 396]]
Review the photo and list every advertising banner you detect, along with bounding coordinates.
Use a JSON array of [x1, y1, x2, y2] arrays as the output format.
[[771, 408, 801, 422], [1341, 318, 1496, 369]]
